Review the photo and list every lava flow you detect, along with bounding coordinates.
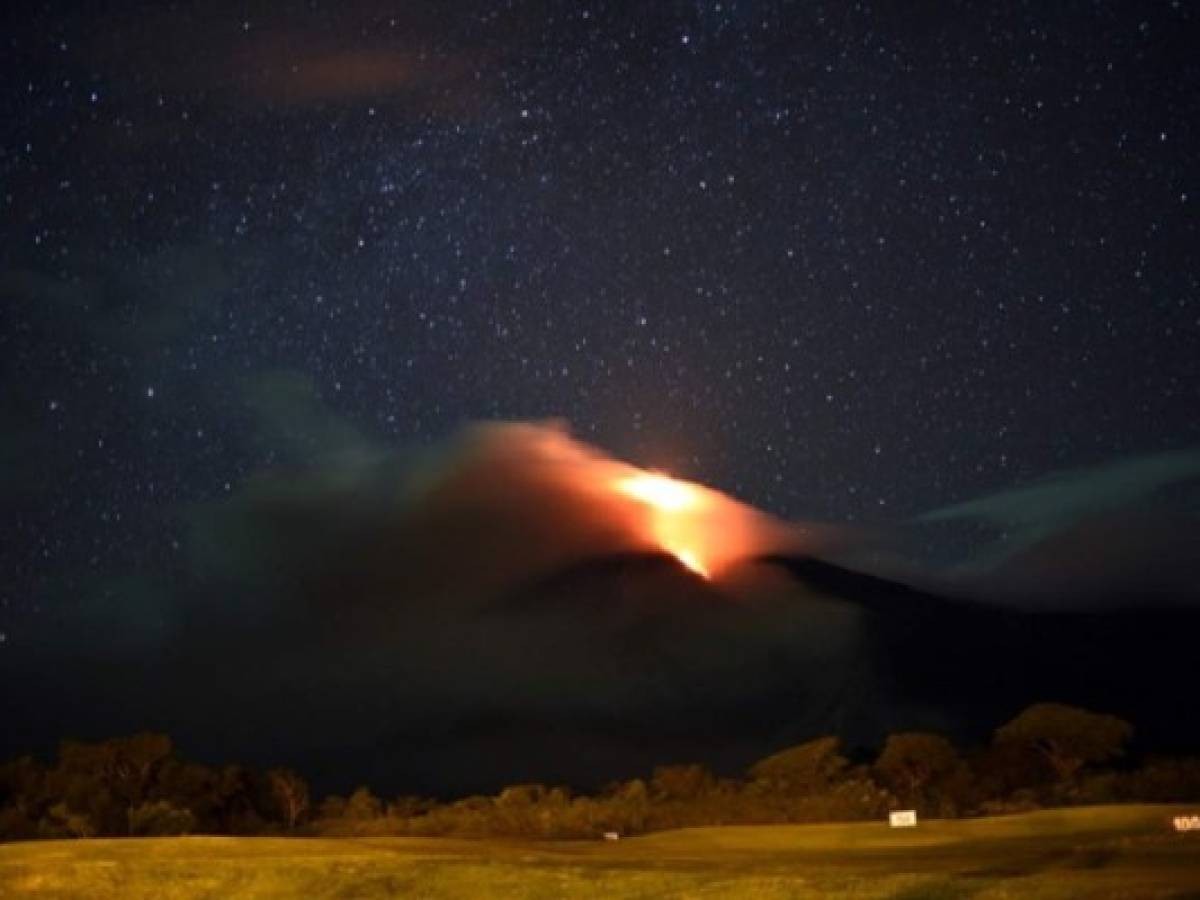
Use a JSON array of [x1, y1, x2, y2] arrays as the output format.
[[615, 472, 711, 575], [611, 469, 779, 578]]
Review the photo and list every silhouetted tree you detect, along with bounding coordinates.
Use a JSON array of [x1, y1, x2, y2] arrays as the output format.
[[0, 756, 44, 827], [496, 783, 547, 807], [970, 739, 1046, 805], [318, 794, 347, 819], [151, 760, 218, 831], [6, 708, 1197, 843], [345, 786, 382, 820], [387, 795, 435, 819], [748, 736, 848, 796], [267, 768, 310, 830], [994, 703, 1132, 782], [875, 732, 964, 813], [1124, 756, 1200, 803], [650, 764, 716, 802], [211, 765, 269, 834], [54, 733, 173, 834], [601, 778, 649, 833], [40, 802, 95, 838], [127, 800, 195, 836]]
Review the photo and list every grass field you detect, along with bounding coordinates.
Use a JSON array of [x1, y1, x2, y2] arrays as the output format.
[[1, 804, 1198, 898]]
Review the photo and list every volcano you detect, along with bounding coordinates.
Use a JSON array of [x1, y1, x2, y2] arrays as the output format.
[[399, 547, 1200, 791], [4, 540, 1198, 796], [755, 554, 1200, 750]]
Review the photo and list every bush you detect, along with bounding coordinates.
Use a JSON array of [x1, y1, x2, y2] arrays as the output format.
[[977, 789, 1042, 817], [1124, 757, 1200, 803], [749, 736, 848, 797], [344, 787, 383, 821], [2, 716, 1194, 843], [39, 803, 95, 839], [128, 800, 196, 836], [791, 775, 893, 823]]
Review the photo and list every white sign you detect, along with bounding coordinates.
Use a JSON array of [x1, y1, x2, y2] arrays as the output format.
[[603, 831, 621, 841], [889, 810, 918, 828], [1173, 815, 1200, 832]]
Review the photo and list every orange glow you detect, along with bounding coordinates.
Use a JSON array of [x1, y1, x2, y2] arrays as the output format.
[[616, 472, 701, 512], [674, 549, 708, 577], [613, 471, 721, 577], [413, 422, 805, 589]]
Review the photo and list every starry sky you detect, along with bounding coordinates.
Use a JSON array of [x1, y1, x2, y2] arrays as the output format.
[[2, 0, 1199, 648]]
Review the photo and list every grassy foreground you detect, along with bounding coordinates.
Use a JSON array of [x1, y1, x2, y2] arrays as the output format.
[[1, 805, 1198, 899]]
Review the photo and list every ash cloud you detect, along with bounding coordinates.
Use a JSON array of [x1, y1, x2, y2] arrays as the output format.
[[4, 419, 861, 793], [188, 418, 812, 611]]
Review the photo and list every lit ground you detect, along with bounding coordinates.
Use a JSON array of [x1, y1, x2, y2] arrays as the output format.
[[1, 805, 1198, 898]]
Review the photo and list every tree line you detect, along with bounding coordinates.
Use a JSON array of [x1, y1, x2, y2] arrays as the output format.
[[2, 703, 1199, 842]]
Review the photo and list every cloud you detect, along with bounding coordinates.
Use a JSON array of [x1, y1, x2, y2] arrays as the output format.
[[69, 3, 494, 118], [913, 450, 1200, 603], [918, 450, 1200, 535], [241, 370, 378, 466], [233, 43, 482, 109], [0, 253, 216, 509], [1, 246, 228, 350]]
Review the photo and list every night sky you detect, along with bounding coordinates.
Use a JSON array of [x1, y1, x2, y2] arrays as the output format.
[[2, 2, 1199, 788]]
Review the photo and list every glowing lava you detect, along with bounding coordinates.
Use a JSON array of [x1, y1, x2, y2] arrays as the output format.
[[614, 472, 713, 577], [616, 472, 699, 513]]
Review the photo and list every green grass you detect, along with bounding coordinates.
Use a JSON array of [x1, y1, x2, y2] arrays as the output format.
[[2, 805, 1198, 898]]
